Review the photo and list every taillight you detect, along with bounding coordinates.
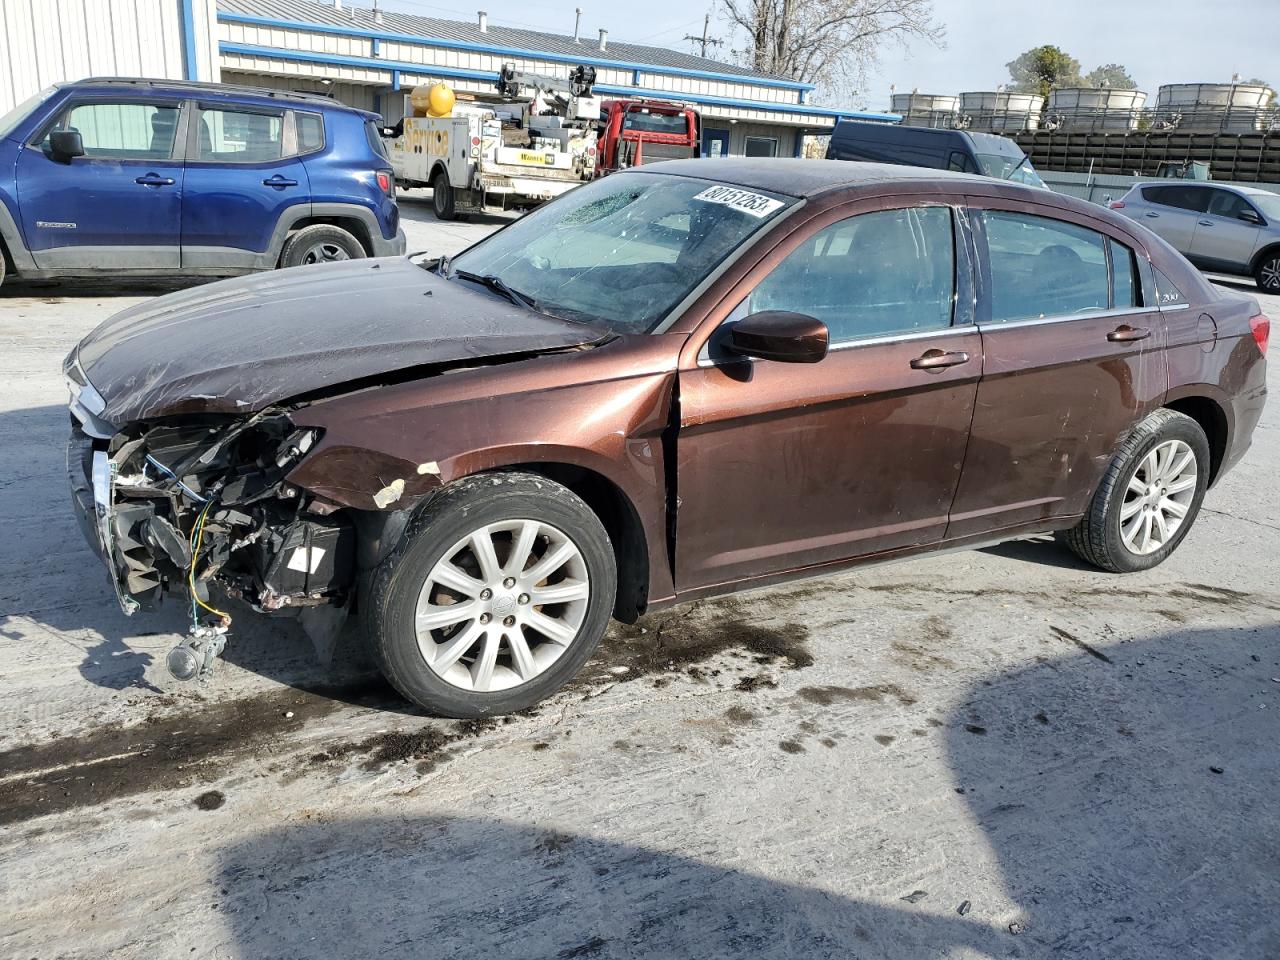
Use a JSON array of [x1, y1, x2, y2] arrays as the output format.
[[1250, 313, 1270, 356], [1109, 200, 1125, 209], [376, 170, 393, 195]]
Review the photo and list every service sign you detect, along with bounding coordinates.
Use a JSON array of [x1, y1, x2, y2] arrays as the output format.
[[693, 185, 785, 218]]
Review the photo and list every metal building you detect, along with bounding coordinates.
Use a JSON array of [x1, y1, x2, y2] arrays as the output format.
[[0, 0, 895, 158]]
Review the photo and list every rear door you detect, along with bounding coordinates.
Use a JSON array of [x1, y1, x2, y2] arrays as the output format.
[[14, 97, 184, 269], [1135, 185, 1209, 253], [179, 102, 308, 270], [674, 198, 981, 589], [946, 202, 1167, 539], [1189, 188, 1266, 271]]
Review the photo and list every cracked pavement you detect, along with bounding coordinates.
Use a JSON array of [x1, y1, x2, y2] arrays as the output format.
[[1, 195, 1277, 959]]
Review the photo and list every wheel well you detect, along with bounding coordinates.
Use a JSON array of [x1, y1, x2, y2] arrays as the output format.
[[1251, 242, 1280, 275], [1163, 397, 1228, 482], [287, 216, 374, 256], [507, 463, 649, 623]]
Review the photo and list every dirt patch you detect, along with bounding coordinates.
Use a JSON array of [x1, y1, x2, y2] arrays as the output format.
[[310, 717, 498, 774], [590, 602, 812, 689], [1049, 626, 1113, 664], [194, 790, 226, 811], [795, 683, 917, 707], [779, 740, 805, 754], [874, 734, 895, 746], [724, 706, 757, 726], [0, 678, 391, 827]]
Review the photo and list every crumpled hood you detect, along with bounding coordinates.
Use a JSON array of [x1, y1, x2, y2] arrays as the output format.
[[72, 257, 603, 424]]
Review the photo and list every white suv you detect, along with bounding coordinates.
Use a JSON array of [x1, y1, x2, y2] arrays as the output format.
[[1110, 183, 1280, 293]]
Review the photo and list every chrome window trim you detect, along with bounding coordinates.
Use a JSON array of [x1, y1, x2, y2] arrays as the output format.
[[981, 303, 1186, 332]]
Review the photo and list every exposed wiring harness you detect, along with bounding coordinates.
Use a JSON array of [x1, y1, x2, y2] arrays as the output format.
[[188, 499, 232, 628]]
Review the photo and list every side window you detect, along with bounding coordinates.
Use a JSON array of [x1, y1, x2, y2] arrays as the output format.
[[365, 119, 391, 161], [196, 108, 283, 162], [1164, 187, 1211, 213], [1206, 190, 1252, 220], [746, 206, 956, 343], [1150, 265, 1189, 307], [43, 102, 179, 160], [982, 211, 1109, 321], [1109, 238, 1139, 308], [296, 112, 325, 154], [947, 151, 972, 173]]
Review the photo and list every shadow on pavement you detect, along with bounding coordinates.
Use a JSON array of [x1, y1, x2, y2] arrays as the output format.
[[212, 624, 1280, 958]]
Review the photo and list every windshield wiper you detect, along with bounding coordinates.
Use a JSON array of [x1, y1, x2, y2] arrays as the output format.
[[453, 269, 539, 312]]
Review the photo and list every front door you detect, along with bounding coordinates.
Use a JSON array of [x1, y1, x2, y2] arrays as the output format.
[[946, 203, 1167, 539], [15, 97, 184, 270], [180, 104, 308, 270], [675, 201, 981, 590], [701, 128, 729, 159], [1189, 188, 1265, 271]]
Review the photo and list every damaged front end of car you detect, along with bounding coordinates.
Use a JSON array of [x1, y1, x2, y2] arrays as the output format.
[[69, 386, 356, 681]]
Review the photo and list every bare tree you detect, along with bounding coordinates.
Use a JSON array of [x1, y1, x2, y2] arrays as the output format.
[[721, 0, 944, 103]]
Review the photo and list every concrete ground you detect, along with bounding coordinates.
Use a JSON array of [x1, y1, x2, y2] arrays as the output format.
[[1, 193, 1277, 959]]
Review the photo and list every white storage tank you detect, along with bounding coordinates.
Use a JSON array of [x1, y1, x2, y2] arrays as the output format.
[[890, 93, 959, 128], [957, 91, 1044, 131], [1155, 82, 1277, 132], [1047, 87, 1148, 131]]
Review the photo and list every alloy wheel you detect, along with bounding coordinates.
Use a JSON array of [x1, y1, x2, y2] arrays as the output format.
[[300, 242, 351, 264], [1118, 439, 1198, 556], [414, 519, 590, 692], [1261, 256, 1280, 292]]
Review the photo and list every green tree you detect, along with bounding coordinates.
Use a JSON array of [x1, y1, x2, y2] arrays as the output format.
[[1006, 45, 1083, 98], [1244, 78, 1276, 106], [1085, 63, 1137, 89]]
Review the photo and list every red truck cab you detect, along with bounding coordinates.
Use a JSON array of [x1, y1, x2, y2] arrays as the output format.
[[597, 99, 700, 173]]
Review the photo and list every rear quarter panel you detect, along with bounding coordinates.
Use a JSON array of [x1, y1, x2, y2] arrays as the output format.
[[303, 111, 396, 239]]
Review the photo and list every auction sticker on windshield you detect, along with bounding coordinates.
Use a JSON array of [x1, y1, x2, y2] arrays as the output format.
[[693, 185, 785, 218]]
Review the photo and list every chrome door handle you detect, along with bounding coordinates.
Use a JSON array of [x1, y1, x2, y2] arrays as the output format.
[[1144, 211, 1159, 218], [910, 349, 970, 371], [1197, 219, 1213, 226], [1107, 325, 1151, 343], [263, 176, 299, 187], [135, 174, 175, 186]]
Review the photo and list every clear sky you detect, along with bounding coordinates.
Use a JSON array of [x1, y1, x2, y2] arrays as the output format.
[[380, 0, 1277, 109]]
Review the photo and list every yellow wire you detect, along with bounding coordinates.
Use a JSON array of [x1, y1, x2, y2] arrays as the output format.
[[188, 500, 231, 624]]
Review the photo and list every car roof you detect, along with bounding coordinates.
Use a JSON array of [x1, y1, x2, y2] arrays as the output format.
[[1132, 181, 1273, 197], [637, 157, 997, 199], [65, 77, 372, 116]]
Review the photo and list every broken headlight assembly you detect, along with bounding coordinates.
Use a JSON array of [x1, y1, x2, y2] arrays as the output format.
[[91, 411, 355, 679]]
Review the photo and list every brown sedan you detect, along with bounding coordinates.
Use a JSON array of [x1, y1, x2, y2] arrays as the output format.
[[66, 159, 1270, 716]]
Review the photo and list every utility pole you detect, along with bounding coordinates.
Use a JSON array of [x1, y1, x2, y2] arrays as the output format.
[[683, 14, 723, 58]]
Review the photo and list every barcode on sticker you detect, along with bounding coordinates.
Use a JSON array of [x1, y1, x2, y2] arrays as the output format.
[[693, 185, 784, 218]]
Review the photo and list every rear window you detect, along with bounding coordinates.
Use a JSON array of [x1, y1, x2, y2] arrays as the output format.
[[296, 112, 325, 154], [365, 119, 390, 161], [621, 111, 689, 136], [982, 211, 1110, 321], [1142, 186, 1210, 213]]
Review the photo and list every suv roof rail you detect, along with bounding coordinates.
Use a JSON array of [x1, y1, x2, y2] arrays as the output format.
[[72, 77, 343, 107]]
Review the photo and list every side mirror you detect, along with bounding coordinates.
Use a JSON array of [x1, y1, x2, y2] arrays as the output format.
[[48, 130, 84, 163], [1239, 209, 1264, 225], [727, 310, 828, 364]]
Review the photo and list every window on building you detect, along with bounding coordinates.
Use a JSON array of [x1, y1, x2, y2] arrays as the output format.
[[44, 102, 179, 160], [744, 136, 778, 158], [982, 211, 1110, 322], [745, 206, 956, 343], [196, 108, 284, 162]]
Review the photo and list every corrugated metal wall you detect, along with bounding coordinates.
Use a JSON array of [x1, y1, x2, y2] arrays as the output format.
[[0, 0, 221, 113]]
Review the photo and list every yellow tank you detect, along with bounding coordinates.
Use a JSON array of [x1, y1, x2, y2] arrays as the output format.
[[410, 82, 456, 118]]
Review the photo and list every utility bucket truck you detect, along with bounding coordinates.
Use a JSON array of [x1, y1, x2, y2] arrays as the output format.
[[385, 64, 600, 220]]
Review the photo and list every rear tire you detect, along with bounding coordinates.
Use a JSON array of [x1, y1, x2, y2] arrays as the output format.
[[364, 473, 617, 718], [279, 224, 365, 268], [431, 169, 457, 221], [1062, 409, 1209, 573], [1256, 251, 1280, 294]]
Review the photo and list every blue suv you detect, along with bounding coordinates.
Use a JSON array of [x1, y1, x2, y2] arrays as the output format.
[[0, 78, 405, 288]]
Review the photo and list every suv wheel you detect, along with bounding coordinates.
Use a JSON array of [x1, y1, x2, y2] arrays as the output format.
[[1256, 251, 1280, 293], [364, 473, 617, 718], [279, 224, 365, 268], [431, 169, 457, 221], [1062, 409, 1209, 573]]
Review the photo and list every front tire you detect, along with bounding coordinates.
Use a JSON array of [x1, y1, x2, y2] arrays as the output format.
[[364, 473, 617, 718], [431, 169, 457, 221], [1063, 409, 1209, 573], [1256, 251, 1280, 294]]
